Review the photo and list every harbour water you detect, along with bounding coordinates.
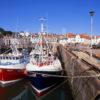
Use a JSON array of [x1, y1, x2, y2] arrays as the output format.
[[0, 79, 73, 100]]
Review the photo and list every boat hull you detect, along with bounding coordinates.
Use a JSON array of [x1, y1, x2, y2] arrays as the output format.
[[27, 71, 64, 96], [0, 69, 25, 85]]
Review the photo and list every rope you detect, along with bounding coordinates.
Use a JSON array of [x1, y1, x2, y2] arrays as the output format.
[[27, 72, 100, 79]]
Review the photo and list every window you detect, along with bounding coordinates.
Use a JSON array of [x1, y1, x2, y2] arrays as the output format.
[[0, 57, 2, 59], [16, 57, 19, 59], [6, 57, 8, 59], [13, 57, 15, 60]]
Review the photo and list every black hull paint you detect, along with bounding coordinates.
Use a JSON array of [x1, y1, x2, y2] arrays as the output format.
[[28, 71, 64, 95]]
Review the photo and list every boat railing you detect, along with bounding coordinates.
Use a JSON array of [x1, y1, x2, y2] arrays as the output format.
[[30, 53, 55, 67], [0, 55, 25, 65]]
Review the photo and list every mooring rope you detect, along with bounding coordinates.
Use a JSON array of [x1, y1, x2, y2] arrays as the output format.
[[27, 72, 100, 79]]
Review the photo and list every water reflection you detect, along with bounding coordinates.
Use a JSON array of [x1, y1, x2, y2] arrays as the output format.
[[0, 80, 28, 100], [0, 79, 73, 100]]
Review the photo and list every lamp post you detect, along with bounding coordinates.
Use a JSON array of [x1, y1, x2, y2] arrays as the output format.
[[89, 11, 94, 58]]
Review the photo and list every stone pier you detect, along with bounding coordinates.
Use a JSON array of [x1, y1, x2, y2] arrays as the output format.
[[56, 44, 100, 100]]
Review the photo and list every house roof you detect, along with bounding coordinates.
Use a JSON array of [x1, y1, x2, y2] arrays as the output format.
[[79, 34, 91, 39], [66, 33, 76, 38]]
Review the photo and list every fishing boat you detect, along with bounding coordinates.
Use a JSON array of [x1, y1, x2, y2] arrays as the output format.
[[26, 18, 63, 96], [0, 39, 28, 85]]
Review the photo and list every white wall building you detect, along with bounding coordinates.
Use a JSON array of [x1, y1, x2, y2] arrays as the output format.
[[97, 36, 100, 44], [75, 34, 90, 45], [66, 33, 76, 44], [59, 38, 67, 46], [66, 33, 92, 45]]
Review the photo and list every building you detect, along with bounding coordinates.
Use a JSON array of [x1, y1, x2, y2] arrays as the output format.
[[92, 36, 100, 45], [0, 35, 31, 48], [75, 34, 90, 45], [66, 33, 76, 43]]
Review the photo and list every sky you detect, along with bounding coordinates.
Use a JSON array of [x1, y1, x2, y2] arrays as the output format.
[[0, 0, 100, 35]]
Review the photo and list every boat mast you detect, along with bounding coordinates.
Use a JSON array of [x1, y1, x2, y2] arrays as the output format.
[[10, 39, 19, 55], [40, 17, 45, 33], [39, 17, 46, 62]]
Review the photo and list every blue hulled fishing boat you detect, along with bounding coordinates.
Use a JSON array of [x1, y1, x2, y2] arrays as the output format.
[[26, 18, 63, 96]]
